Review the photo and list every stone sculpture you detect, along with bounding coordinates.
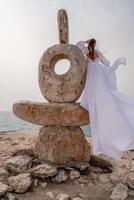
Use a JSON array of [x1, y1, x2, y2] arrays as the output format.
[[13, 9, 91, 165]]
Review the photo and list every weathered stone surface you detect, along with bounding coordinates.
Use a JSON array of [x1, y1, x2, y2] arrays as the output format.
[[110, 183, 128, 200], [57, 9, 69, 44], [99, 174, 110, 183], [8, 173, 32, 193], [33, 126, 91, 164], [39, 181, 48, 188], [0, 167, 8, 176], [63, 161, 90, 171], [6, 192, 17, 200], [52, 169, 68, 183], [46, 191, 55, 199], [13, 101, 89, 126], [28, 163, 58, 179], [38, 43, 87, 102], [68, 170, 80, 180], [0, 182, 9, 196], [5, 155, 32, 174], [56, 193, 71, 200], [126, 172, 134, 189]]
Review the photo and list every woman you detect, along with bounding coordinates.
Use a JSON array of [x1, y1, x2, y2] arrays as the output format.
[[76, 38, 134, 161]]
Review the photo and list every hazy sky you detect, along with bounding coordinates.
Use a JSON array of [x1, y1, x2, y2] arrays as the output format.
[[0, 0, 134, 111]]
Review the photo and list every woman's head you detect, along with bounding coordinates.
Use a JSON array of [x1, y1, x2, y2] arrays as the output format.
[[87, 38, 96, 60], [87, 38, 96, 49]]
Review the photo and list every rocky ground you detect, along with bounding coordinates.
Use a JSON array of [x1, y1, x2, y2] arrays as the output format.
[[0, 129, 134, 200]]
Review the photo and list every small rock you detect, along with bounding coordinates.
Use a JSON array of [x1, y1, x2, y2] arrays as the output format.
[[110, 183, 128, 200], [52, 170, 68, 183], [109, 168, 128, 183], [72, 198, 83, 200], [90, 166, 103, 173], [66, 161, 90, 171], [8, 173, 32, 193], [28, 163, 58, 179], [88, 182, 94, 187], [80, 183, 84, 187], [126, 172, 134, 189], [5, 155, 32, 174], [39, 182, 48, 188], [0, 182, 9, 196], [0, 167, 8, 176], [10, 141, 17, 145], [18, 137, 25, 141], [6, 192, 17, 200], [56, 193, 71, 200], [46, 191, 55, 199], [110, 174, 120, 183], [128, 188, 134, 197], [77, 193, 86, 199], [78, 176, 88, 184], [99, 174, 110, 183], [69, 170, 80, 180], [33, 179, 38, 187]]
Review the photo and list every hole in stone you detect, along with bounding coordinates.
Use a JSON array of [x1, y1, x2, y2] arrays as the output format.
[[54, 59, 70, 75]]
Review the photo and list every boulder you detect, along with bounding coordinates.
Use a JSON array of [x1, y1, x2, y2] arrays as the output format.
[[5, 155, 32, 174], [33, 126, 91, 164], [28, 163, 58, 179], [8, 173, 32, 193], [13, 101, 89, 126]]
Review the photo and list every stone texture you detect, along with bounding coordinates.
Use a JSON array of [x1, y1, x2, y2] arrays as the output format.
[[57, 9, 69, 44], [5, 155, 32, 174], [99, 174, 110, 183], [68, 170, 80, 180], [0, 182, 9, 196], [6, 193, 17, 200], [110, 183, 128, 200], [0, 167, 8, 176], [56, 193, 71, 200], [52, 169, 68, 183], [39, 182, 48, 188], [126, 172, 134, 189], [38, 43, 87, 102], [28, 163, 58, 179], [13, 101, 89, 126], [33, 126, 91, 164], [46, 191, 55, 199], [8, 173, 32, 193]]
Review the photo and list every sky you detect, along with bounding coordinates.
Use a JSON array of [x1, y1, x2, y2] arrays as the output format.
[[0, 0, 134, 111]]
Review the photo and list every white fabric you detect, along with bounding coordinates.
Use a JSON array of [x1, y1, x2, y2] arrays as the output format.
[[76, 40, 134, 160]]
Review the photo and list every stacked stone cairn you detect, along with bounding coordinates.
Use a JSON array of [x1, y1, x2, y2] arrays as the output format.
[[13, 9, 91, 167]]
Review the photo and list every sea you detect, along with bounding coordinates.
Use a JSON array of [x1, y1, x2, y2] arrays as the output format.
[[0, 111, 91, 136]]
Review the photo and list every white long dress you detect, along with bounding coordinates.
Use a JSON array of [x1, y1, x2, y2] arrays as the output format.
[[76, 41, 134, 160]]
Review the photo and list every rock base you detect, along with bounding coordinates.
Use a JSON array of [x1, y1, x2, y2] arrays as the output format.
[[33, 126, 91, 165]]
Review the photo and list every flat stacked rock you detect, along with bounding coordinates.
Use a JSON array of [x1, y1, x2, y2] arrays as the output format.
[[13, 9, 91, 166]]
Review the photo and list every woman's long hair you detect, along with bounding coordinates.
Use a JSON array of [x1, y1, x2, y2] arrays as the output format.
[[87, 38, 96, 61]]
